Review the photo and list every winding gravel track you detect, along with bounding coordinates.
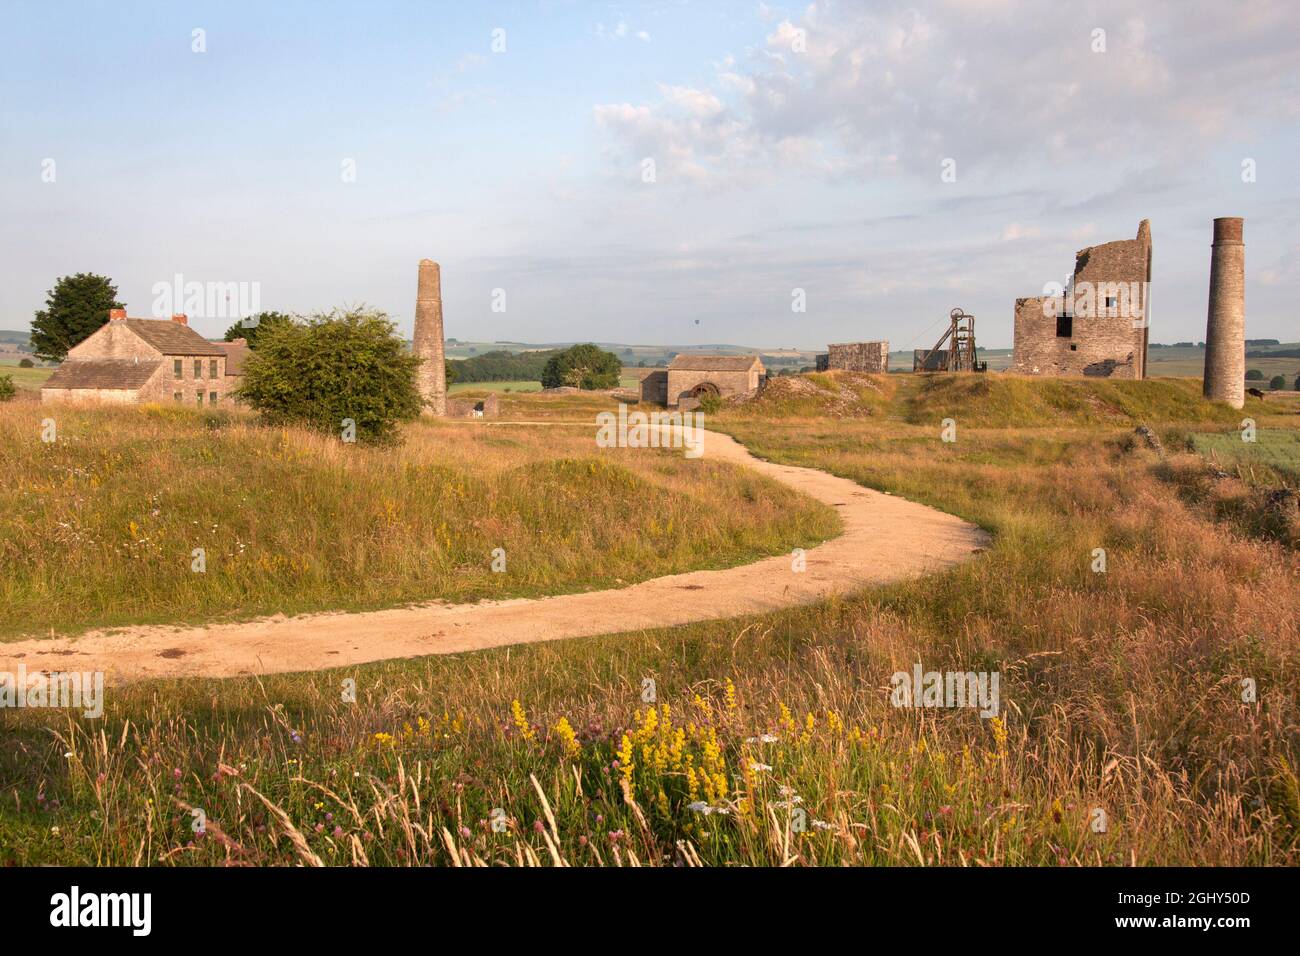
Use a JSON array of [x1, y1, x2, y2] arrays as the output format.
[[0, 426, 988, 682]]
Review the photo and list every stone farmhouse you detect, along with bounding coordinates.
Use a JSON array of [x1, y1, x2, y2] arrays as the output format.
[[1011, 220, 1152, 379], [41, 310, 242, 406], [641, 353, 766, 408]]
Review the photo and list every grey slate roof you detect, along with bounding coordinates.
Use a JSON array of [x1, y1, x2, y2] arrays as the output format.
[[119, 319, 226, 356], [42, 358, 161, 391], [220, 339, 250, 375], [667, 353, 762, 372]]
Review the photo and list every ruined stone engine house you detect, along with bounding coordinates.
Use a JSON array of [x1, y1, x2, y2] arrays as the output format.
[[1011, 220, 1152, 379]]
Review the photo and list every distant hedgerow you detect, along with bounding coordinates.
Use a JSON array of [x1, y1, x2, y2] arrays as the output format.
[[236, 308, 422, 444]]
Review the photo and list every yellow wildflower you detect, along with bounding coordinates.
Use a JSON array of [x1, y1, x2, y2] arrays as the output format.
[[511, 700, 535, 741], [554, 716, 580, 758]]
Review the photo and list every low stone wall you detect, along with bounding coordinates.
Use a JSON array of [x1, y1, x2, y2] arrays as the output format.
[[446, 393, 500, 418]]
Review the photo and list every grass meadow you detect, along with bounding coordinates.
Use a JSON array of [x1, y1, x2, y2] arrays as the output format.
[[0, 402, 838, 639], [0, 373, 1297, 866]]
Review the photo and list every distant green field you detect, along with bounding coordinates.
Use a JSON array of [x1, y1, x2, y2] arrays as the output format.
[[1191, 428, 1300, 479], [0, 366, 52, 389], [448, 379, 541, 394]]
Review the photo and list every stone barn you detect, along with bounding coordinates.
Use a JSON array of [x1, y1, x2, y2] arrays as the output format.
[[1011, 220, 1152, 379], [664, 354, 765, 408], [41, 309, 230, 406], [816, 341, 889, 373]]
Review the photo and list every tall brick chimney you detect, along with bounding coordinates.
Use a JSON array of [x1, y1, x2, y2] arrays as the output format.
[[109, 308, 127, 322], [1203, 217, 1245, 409], [171, 313, 188, 325], [413, 259, 447, 416]]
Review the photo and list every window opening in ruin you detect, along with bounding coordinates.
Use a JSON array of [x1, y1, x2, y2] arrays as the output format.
[[1056, 313, 1073, 338]]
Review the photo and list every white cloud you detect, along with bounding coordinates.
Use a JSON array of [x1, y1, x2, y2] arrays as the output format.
[[594, 0, 1300, 187]]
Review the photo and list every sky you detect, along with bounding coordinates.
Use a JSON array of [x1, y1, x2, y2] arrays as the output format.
[[1, 0, 1298, 349]]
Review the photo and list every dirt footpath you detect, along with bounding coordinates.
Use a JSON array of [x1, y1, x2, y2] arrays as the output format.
[[0, 427, 989, 682]]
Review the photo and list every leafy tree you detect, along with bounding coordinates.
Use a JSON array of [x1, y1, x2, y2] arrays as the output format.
[[1269, 374, 1285, 390], [30, 273, 124, 362], [444, 360, 458, 386], [0, 374, 14, 402], [1245, 369, 1264, 380], [224, 311, 295, 348], [540, 343, 622, 390], [236, 308, 422, 444], [1294, 373, 1300, 391], [18, 358, 34, 368]]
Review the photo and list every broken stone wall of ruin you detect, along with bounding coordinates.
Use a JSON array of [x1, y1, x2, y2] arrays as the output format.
[[824, 341, 890, 373]]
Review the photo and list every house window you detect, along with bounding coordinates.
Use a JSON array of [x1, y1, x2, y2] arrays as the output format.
[[1105, 295, 1118, 310], [209, 391, 218, 405], [173, 359, 183, 378], [194, 359, 203, 378], [196, 391, 203, 406], [209, 359, 218, 378], [1056, 313, 1073, 338], [173, 391, 182, 402]]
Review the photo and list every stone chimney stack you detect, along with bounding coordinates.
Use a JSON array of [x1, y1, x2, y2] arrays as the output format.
[[171, 313, 188, 326], [1203, 217, 1245, 409], [413, 259, 447, 416], [109, 308, 127, 322]]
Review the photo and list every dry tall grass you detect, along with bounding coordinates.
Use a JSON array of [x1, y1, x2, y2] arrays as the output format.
[[0, 402, 837, 638], [2, 387, 1295, 866]]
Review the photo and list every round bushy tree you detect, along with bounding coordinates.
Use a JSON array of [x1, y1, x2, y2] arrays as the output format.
[[1269, 374, 1285, 390], [30, 273, 124, 362], [223, 311, 295, 348], [540, 343, 622, 390], [236, 308, 422, 444], [1245, 369, 1264, 380]]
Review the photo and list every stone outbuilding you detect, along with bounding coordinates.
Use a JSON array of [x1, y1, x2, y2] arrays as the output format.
[[660, 353, 765, 408], [639, 370, 668, 405], [1011, 220, 1152, 379], [41, 309, 230, 406]]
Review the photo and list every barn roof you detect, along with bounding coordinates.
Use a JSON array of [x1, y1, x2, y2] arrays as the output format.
[[219, 339, 250, 375], [42, 358, 161, 391], [119, 319, 226, 356], [667, 353, 762, 372]]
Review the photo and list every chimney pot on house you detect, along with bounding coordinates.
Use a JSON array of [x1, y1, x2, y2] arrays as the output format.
[[232, 337, 247, 345], [109, 308, 127, 322], [171, 313, 188, 325]]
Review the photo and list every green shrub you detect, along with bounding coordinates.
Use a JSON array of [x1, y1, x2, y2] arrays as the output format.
[[1270, 375, 1286, 391], [236, 308, 422, 444], [223, 311, 295, 348], [1246, 369, 1264, 380], [18, 358, 34, 368], [0, 374, 14, 402], [540, 343, 621, 390]]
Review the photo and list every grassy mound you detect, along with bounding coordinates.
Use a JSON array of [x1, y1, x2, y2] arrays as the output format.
[[902, 375, 1265, 427], [722, 370, 1270, 428], [729, 371, 896, 418]]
